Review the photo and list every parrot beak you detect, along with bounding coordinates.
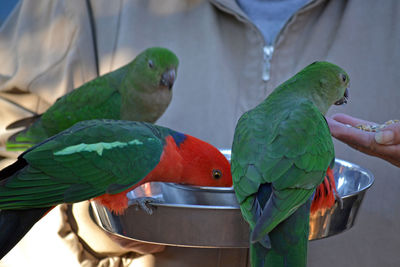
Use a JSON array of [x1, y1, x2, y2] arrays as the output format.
[[160, 69, 176, 90], [334, 88, 349, 105]]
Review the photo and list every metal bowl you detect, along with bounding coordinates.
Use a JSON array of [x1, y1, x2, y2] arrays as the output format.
[[91, 150, 374, 248]]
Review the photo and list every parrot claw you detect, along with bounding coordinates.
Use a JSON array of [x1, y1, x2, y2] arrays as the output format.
[[130, 197, 162, 215], [335, 193, 344, 209]]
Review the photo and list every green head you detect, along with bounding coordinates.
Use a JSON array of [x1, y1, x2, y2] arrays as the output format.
[[128, 47, 179, 92], [294, 61, 350, 114]]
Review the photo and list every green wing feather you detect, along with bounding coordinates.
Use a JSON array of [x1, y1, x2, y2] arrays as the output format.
[[9, 72, 123, 149], [41, 72, 123, 136], [0, 120, 165, 209]]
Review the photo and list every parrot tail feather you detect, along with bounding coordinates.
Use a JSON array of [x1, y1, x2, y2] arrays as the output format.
[[0, 207, 51, 260], [250, 241, 267, 267], [5, 115, 41, 130], [310, 167, 337, 213], [5, 130, 36, 151], [5, 125, 50, 151], [250, 199, 311, 267]]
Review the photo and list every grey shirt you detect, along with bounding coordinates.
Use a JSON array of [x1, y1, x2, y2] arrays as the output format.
[[236, 0, 308, 45]]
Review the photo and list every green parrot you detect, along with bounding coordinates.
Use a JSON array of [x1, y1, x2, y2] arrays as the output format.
[[231, 61, 349, 266], [0, 119, 233, 259], [6, 47, 179, 151]]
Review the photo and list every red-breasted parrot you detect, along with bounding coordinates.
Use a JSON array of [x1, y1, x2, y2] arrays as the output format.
[[231, 61, 349, 266], [0, 119, 232, 259], [6, 47, 179, 151]]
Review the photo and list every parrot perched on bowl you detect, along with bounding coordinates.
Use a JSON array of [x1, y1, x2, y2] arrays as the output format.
[[231, 61, 349, 267], [6, 47, 179, 151], [0, 119, 232, 259]]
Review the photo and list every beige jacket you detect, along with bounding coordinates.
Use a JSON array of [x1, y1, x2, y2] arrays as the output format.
[[1, 0, 400, 266]]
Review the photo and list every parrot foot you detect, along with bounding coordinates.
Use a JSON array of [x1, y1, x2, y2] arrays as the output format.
[[130, 197, 162, 215]]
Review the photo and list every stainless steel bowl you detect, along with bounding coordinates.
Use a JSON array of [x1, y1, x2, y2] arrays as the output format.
[[91, 151, 374, 248]]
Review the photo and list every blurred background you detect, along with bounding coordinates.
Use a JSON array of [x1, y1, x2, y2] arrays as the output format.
[[0, 0, 399, 266]]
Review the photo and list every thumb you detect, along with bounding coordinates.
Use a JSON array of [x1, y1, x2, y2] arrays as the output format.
[[374, 124, 400, 145]]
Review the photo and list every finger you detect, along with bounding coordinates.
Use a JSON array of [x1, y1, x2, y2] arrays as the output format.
[[326, 117, 374, 147], [331, 113, 377, 127], [347, 142, 400, 167], [375, 123, 400, 145], [326, 117, 348, 135]]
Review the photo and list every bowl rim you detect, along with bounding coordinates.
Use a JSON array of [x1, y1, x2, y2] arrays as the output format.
[[333, 158, 375, 198]]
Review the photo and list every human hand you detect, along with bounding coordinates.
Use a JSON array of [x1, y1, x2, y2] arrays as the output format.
[[326, 113, 400, 167]]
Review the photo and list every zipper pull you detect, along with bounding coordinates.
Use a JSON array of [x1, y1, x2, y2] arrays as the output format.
[[262, 45, 274, 82]]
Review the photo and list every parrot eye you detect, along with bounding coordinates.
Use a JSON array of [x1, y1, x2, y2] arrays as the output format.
[[212, 169, 222, 180], [148, 60, 155, 69], [340, 73, 347, 83]]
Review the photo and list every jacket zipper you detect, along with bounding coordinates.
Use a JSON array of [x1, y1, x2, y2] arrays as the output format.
[[210, 0, 319, 82]]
